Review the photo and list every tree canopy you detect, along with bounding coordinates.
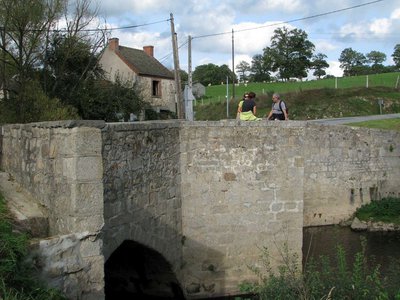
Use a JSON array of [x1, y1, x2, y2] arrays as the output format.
[[0, 0, 147, 123], [193, 63, 235, 86], [264, 27, 315, 81], [392, 44, 400, 69]]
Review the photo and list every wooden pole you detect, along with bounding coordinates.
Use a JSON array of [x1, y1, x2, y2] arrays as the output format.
[[231, 29, 235, 101], [170, 13, 184, 119]]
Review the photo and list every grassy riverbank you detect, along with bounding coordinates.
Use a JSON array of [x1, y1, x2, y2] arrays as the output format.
[[355, 197, 400, 224]]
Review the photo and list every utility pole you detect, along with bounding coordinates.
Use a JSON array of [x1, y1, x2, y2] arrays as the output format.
[[0, 26, 6, 101], [231, 29, 235, 103], [188, 35, 192, 90], [170, 13, 184, 119], [186, 35, 194, 120]]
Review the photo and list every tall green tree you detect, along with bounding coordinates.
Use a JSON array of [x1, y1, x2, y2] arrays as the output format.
[[265, 27, 315, 81], [366, 50, 386, 73], [392, 44, 400, 69], [0, 0, 63, 122], [339, 48, 366, 76], [250, 54, 271, 82], [193, 63, 235, 86], [235, 60, 250, 82], [366, 50, 386, 66], [311, 53, 329, 79]]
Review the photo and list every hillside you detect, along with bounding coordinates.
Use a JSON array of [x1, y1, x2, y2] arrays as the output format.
[[193, 73, 400, 120]]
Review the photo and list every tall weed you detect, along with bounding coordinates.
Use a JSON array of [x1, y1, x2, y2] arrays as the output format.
[[241, 236, 399, 300]]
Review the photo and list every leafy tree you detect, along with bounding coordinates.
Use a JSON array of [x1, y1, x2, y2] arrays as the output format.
[[43, 34, 103, 105], [80, 78, 146, 122], [366, 50, 386, 66], [193, 63, 235, 86], [311, 53, 329, 79], [219, 64, 236, 84], [0, 79, 79, 123], [366, 50, 386, 74], [339, 48, 366, 76], [179, 69, 188, 87], [236, 60, 250, 82], [0, 0, 63, 121], [392, 44, 400, 69], [249, 54, 271, 82], [265, 27, 315, 81]]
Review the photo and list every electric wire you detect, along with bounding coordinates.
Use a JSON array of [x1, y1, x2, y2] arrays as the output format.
[[192, 0, 384, 40]]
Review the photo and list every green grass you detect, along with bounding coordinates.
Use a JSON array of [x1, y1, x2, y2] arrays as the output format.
[[203, 72, 400, 102], [346, 118, 400, 131], [355, 197, 400, 224], [194, 86, 400, 121], [193, 72, 400, 121]]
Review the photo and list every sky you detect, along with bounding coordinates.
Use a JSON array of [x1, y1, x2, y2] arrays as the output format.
[[90, 0, 400, 79]]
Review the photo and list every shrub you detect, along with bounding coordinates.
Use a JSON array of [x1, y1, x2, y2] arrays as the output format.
[[355, 197, 400, 224], [241, 237, 399, 300]]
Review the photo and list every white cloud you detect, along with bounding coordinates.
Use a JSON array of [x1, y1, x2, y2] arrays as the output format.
[[369, 18, 391, 36], [326, 61, 343, 77], [390, 8, 400, 19], [96, 0, 400, 77], [314, 40, 337, 53]]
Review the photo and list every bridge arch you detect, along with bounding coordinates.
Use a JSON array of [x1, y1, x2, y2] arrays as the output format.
[[104, 240, 185, 299]]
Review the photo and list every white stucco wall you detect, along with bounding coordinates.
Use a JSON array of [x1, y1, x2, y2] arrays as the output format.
[[99, 48, 176, 113]]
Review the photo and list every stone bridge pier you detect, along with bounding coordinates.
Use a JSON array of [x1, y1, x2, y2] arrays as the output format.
[[0, 120, 399, 299]]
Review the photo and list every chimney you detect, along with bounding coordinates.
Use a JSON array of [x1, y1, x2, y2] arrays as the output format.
[[108, 38, 119, 51], [143, 45, 154, 57]]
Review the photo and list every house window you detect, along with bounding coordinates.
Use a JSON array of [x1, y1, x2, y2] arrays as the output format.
[[152, 80, 161, 97]]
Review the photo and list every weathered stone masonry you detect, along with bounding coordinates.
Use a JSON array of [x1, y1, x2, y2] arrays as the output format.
[[0, 120, 399, 299]]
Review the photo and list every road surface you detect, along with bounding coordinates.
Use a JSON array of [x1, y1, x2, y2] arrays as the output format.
[[308, 113, 400, 125]]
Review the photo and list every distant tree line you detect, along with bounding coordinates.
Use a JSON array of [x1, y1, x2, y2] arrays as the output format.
[[0, 0, 146, 124], [192, 26, 400, 86]]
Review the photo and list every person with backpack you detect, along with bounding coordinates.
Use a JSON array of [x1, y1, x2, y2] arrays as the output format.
[[266, 93, 288, 120]]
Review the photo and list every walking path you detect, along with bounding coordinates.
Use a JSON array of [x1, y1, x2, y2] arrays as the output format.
[[308, 113, 400, 125]]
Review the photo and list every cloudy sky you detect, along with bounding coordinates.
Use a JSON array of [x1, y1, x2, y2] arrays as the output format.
[[92, 0, 399, 78]]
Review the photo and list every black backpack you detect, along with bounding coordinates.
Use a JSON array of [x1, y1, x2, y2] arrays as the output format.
[[279, 100, 288, 115]]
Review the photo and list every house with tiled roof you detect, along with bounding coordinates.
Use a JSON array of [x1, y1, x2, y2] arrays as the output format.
[[99, 38, 176, 116]]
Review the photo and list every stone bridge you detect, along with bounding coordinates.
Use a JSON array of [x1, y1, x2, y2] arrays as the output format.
[[0, 120, 399, 299]]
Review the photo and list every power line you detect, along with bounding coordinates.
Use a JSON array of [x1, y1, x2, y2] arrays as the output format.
[[1, 18, 171, 33], [192, 0, 384, 40], [159, 40, 188, 64], [71, 18, 171, 32]]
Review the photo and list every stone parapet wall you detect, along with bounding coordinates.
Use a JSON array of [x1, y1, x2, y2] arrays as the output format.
[[0, 121, 105, 235], [0, 121, 106, 299], [303, 123, 400, 226]]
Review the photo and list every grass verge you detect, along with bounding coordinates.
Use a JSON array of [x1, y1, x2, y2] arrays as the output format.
[[346, 118, 400, 131]]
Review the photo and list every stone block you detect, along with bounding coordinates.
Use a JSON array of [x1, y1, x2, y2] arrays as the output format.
[[70, 182, 104, 215], [63, 156, 103, 181]]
